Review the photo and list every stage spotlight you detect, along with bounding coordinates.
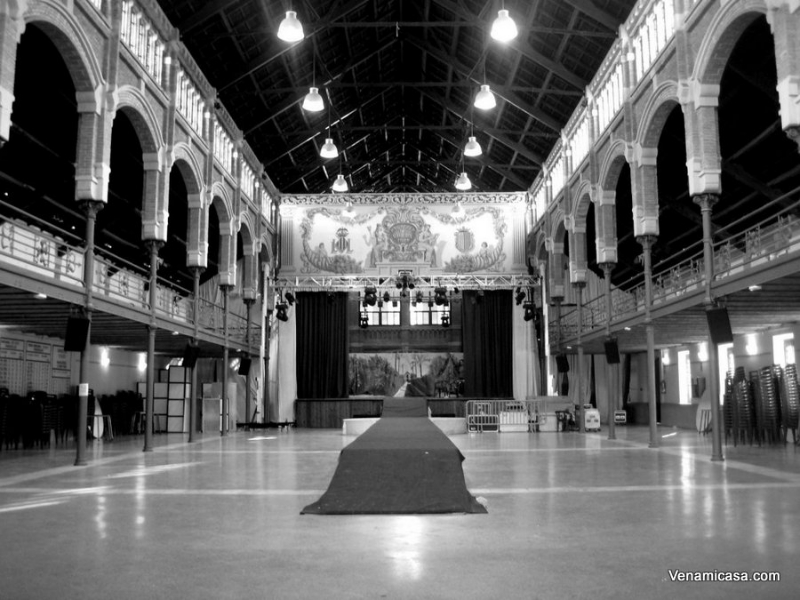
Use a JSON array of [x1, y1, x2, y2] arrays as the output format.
[[515, 288, 526, 305], [285, 292, 296, 305], [452, 287, 459, 294], [359, 313, 369, 329], [523, 302, 534, 322], [441, 314, 450, 328], [383, 291, 391, 303], [415, 290, 424, 304], [434, 286, 447, 306], [364, 286, 377, 306], [276, 303, 289, 322]]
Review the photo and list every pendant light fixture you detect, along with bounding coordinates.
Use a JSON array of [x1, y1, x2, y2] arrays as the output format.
[[474, 84, 496, 110], [464, 109, 482, 157], [277, 10, 304, 42], [320, 137, 338, 158], [454, 171, 472, 191], [320, 90, 339, 158], [455, 151, 472, 190], [474, 54, 496, 110], [332, 173, 349, 192], [491, 2, 517, 42], [303, 51, 324, 112]]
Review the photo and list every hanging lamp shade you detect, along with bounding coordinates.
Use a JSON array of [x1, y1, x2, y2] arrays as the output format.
[[454, 172, 472, 191], [278, 11, 304, 42], [491, 9, 518, 42], [332, 174, 349, 192], [302, 86, 324, 112], [464, 136, 482, 157], [320, 137, 338, 158], [474, 84, 497, 110]]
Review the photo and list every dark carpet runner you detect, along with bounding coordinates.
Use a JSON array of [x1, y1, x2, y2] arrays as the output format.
[[301, 397, 486, 515]]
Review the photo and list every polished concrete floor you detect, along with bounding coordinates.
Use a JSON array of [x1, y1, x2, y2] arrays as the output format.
[[1, 425, 799, 600]]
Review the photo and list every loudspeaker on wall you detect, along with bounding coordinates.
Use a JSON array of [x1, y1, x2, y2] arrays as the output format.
[[183, 343, 201, 369], [604, 338, 621, 364], [64, 316, 90, 352], [238, 358, 251, 376], [706, 307, 733, 345]]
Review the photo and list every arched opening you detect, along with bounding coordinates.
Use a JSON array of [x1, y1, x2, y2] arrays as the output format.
[[103, 111, 144, 267], [716, 16, 800, 232], [162, 166, 190, 289], [611, 162, 634, 286], [204, 202, 221, 284], [0, 24, 79, 233]]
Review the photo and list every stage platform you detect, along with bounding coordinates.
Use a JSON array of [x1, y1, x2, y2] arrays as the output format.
[[343, 417, 467, 436]]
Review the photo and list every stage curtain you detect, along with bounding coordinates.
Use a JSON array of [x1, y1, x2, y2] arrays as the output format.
[[462, 290, 513, 397], [512, 293, 539, 401], [296, 292, 349, 398]]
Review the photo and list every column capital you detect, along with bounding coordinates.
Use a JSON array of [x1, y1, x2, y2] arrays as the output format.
[[598, 262, 616, 273], [144, 239, 165, 252], [635, 234, 658, 248], [219, 283, 235, 292], [190, 266, 206, 276], [571, 281, 587, 290], [692, 193, 719, 210], [78, 199, 105, 218]]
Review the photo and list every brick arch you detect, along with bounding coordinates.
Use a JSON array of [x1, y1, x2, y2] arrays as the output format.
[[636, 81, 681, 148], [171, 143, 204, 197], [115, 86, 163, 155], [570, 181, 593, 229], [598, 139, 630, 192], [259, 232, 274, 263], [693, 1, 766, 87], [210, 183, 232, 225], [238, 213, 255, 255], [24, 1, 103, 93]]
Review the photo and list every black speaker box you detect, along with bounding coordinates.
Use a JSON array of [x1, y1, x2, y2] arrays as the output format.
[[706, 307, 733, 345], [183, 343, 201, 369], [64, 316, 90, 352], [604, 338, 621, 364], [556, 354, 570, 373], [238, 357, 251, 376]]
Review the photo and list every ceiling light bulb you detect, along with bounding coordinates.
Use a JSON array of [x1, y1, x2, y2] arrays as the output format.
[[320, 137, 338, 158], [302, 86, 324, 112], [454, 172, 472, 191], [332, 174, 349, 192], [277, 10, 304, 42], [464, 136, 482, 157], [474, 84, 496, 110], [491, 9, 518, 42]]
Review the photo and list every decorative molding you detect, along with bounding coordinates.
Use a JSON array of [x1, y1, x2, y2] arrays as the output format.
[[280, 192, 527, 206]]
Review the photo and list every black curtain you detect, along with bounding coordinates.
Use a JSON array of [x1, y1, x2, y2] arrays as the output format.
[[461, 290, 513, 397], [296, 292, 349, 398]]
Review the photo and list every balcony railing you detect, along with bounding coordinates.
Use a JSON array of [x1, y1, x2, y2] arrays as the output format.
[[551, 186, 800, 342], [0, 200, 257, 349]]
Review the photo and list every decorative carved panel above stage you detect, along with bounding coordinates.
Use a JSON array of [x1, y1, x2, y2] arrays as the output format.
[[279, 192, 529, 282]]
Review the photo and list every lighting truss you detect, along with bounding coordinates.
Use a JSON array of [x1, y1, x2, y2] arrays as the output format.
[[273, 274, 539, 293]]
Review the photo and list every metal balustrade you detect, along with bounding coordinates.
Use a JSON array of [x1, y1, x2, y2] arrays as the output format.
[[1, 202, 258, 350], [551, 188, 800, 342]]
